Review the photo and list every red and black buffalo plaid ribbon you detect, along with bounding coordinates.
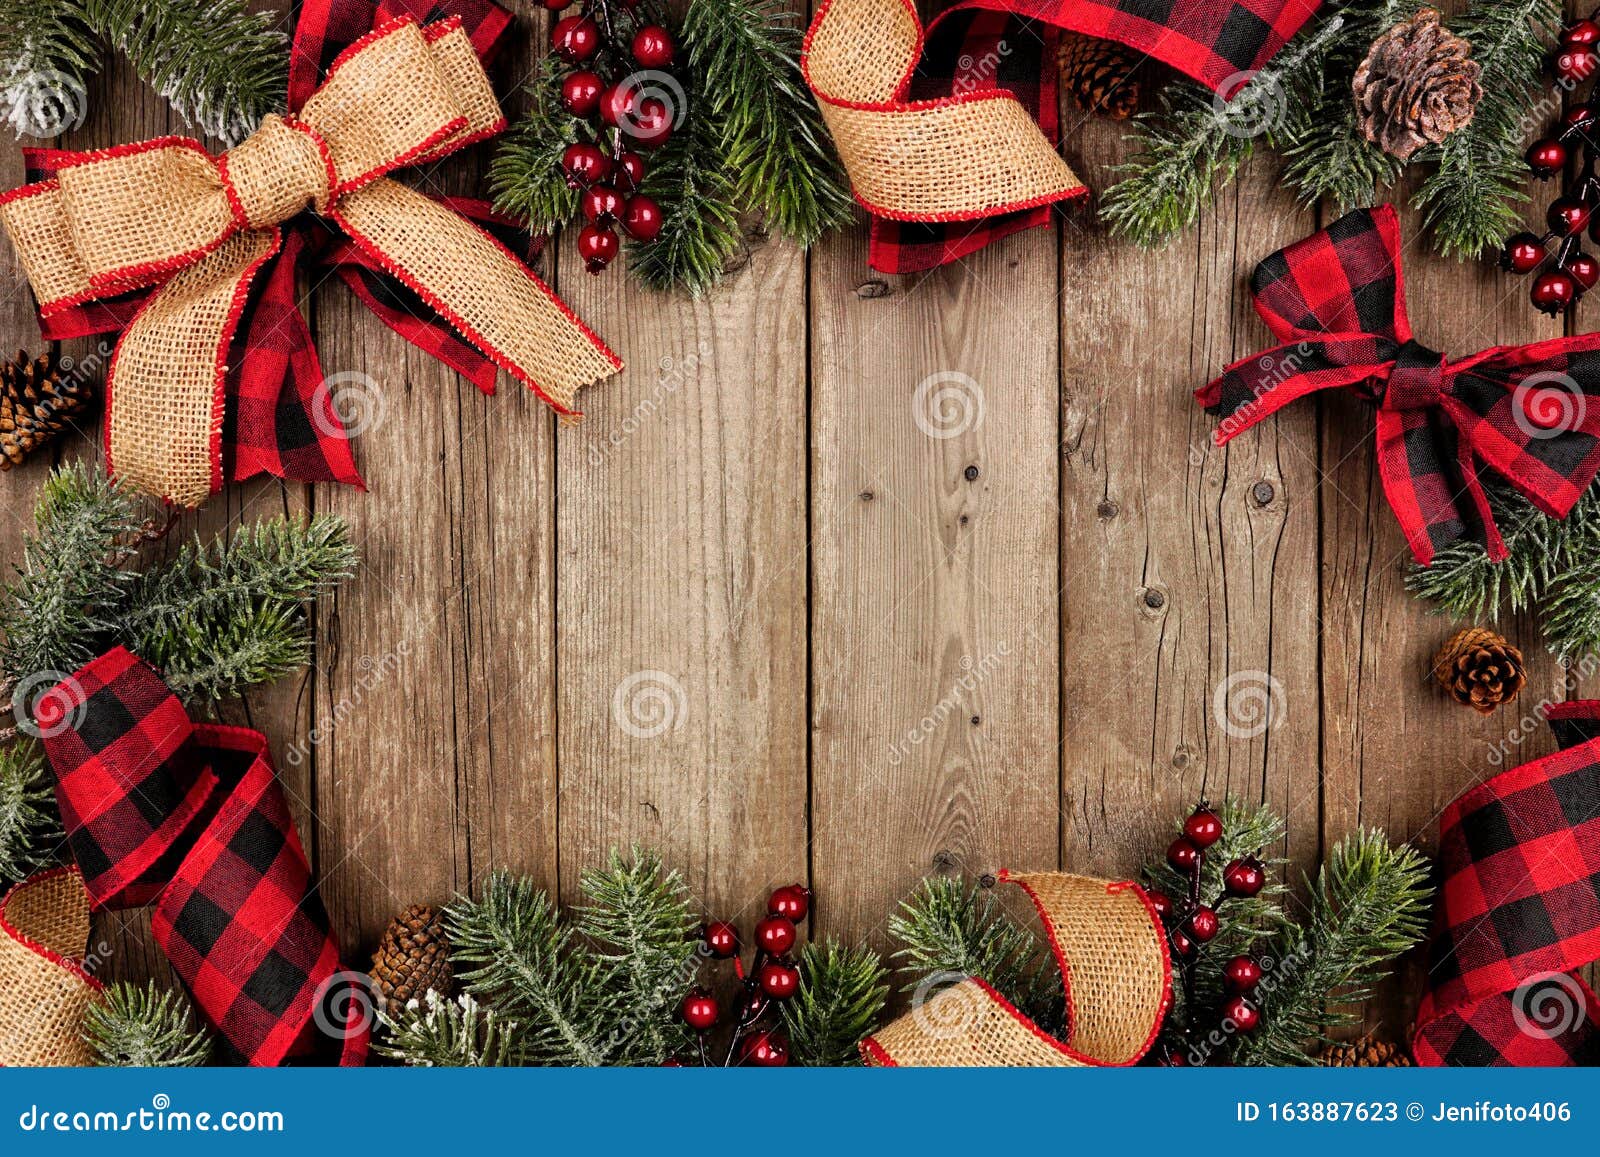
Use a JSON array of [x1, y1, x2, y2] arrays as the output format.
[[37, 648, 367, 1067], [1198, 205, 1600, 565], [805, 0, 1320, 274], [1413, 701, 1600, 1066]]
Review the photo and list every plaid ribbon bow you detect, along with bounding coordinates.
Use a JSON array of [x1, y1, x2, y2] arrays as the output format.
[[38, 648, 367, 1067], [1198, 206, 1600, 565], [803, 0, 1320, 274], [1413, 702, 1600, 1066], [0, 0, 620, 509]]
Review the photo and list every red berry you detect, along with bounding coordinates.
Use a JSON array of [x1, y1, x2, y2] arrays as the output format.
[[680, 988, 718, 1030], [1169, 929, 1196, 959], [1502, 232, 1547, 274], [1221, 995, 1260, 1032], [1166, 837, 1201, 872], [631, 24, 675, 69], [614, 151, 646, 192], [581, 184, 623, 224], [561, 70, 604, 118], [1549, 196, 1592, 237], [1145, 890, 1173, 920], [599, 82, 634, 127], [1571, 253, 1600, 291], [1183, 806, 1223, 848], [621, 194, 663, 241], [624, 96, 673, 149], [758, 960, 800, 1000], [577, 224, 618, 273], [1563, 105, 1597, 133], [560, 142, 611, 186], [1556, 49, 1598, 85], [1222, 856, 1265, 898], [754, 914, 796, 956], [1565, 19, 1600, 48], [1527, 138, 1568, 177], [702, 920, 739, 958], [1222, 955, 1263, 993], [767, 884, 811, 923], [1186, 905, 1219, 943], [541, 0, 569, 8], [1533, 268, 1580, 314], [739, 1030, 789, 1066], [553, 16, 599, 61]]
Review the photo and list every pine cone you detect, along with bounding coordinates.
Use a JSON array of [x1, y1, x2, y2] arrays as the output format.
[[1431, 627, 1525, 714], [370, 904, 454, 1009], [0, 349, 96, 470], [1352, 8, 1481, 160], [1059, 33, 1139, 120], [1319, 1034, 1412, 1067]]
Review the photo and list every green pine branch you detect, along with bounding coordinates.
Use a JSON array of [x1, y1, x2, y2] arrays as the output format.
[[0, 0, 98, 137], [0, 741, 62, 887], [888, 876, 1063, 1034], [85, 981, 212, 1067], [779, 939, 888, 1066], [629, 90, 743, 295], [375, 991, 526, 1067], [1234, 830, 1431, 1065], [678, 0, 852, 247], [489, 63, 582, 237]]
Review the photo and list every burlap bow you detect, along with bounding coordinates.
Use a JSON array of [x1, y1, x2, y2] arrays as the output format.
[[802, 0, 1321, 274], [0, 4, 621, 507], [1199, 205, 1600, 565], [862, 872, 1170, 1066], [0, 868, 101, 1067]]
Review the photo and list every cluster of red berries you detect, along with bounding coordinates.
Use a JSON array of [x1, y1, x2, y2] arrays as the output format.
[[1500, 16, 1600, 315], [1148, 804, 1269, 1065], [546, 0, 674, 272], [676, 883, 812, 1066]]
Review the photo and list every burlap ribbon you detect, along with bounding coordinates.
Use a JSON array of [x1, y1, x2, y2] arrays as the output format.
[[862, 872, 1171, 1066], [0, 868, 101, 1067], [0, 8, 621, 507]]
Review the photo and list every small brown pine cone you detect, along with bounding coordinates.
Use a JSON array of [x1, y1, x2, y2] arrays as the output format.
[[1352, 8, 1482, 160], [1319, 1034, 1413, 1067], [370, 904, 454, 1009], [1431, 627, 1525, 714], [0, 349, 96, 470], [1058, 33, 1139, 120]]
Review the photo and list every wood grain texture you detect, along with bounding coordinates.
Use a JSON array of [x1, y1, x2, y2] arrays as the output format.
[[809, 224, 1062, 948]]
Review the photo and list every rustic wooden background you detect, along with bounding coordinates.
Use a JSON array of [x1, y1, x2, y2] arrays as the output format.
[[2, 0, 1588, 1041]]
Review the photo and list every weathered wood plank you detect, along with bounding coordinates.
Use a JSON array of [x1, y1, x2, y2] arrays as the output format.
[[810, 224, 1061, 947], [1059, 126, 1320, 884]]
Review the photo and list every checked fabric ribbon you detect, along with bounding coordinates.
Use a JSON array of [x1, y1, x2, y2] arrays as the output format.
[[861, 872, 1171, 1065], [802, 0, 1320, 274], [0, 0, 620, 509], [1198, 205, 1600, 565], [1413, 702, 1600, 1066], [36, 648, 368, 1067]]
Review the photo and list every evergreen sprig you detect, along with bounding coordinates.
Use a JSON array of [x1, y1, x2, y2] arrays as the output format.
[[889, 876, 1063, 1034], [0, 0, 97, 137], [628, 92, 744, 295], [488, 64, 582, 237], [375, 992, 526, 1067], [1235, 830, 1432, 1065], [85, 981, 212, 1067], [779, 939, 888, 1066], [1405, 481, 1600, 662], [0, 741, 62, 887], [678, 0, 852, 247]]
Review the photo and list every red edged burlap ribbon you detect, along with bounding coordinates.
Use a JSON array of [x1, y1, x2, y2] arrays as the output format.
[[0, 6, 621, 507], [862, 872, 1171, 1066], [0, 868, 101, 1067]]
